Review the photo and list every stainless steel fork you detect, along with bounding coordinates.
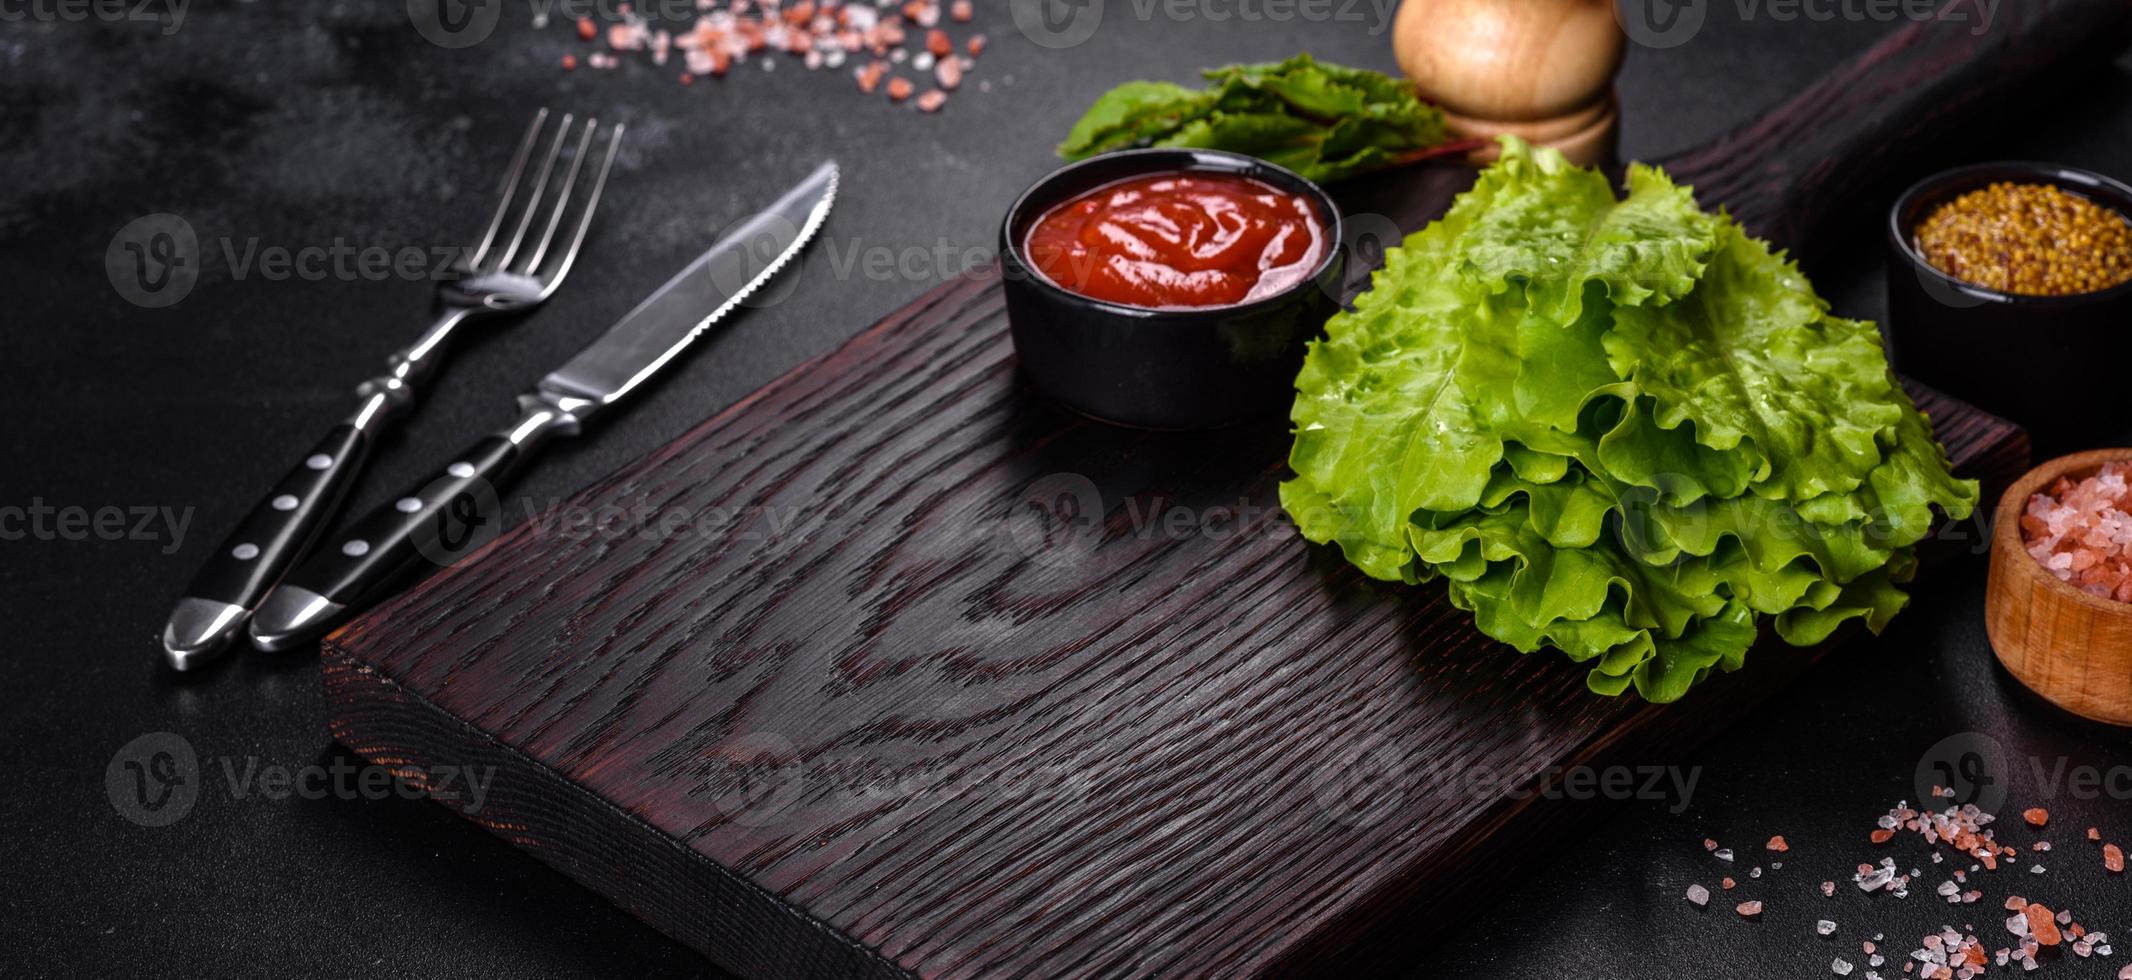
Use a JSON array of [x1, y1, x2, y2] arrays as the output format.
[[160, 109, 625, 670]]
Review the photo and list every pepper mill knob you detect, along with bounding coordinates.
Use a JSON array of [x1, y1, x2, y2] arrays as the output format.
[[1392, 0, 1623, 166]]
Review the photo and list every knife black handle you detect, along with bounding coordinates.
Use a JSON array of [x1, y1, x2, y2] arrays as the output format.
[[160, 423, 374, 669], [248, 403, 569, 650]]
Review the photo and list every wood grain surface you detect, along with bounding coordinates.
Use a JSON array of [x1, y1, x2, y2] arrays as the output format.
[[322, 260, 2027, 978], [317, 4, 2126, 971]]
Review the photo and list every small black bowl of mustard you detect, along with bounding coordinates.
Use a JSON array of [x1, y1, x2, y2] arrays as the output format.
[[1887, 162, 2132, 451]]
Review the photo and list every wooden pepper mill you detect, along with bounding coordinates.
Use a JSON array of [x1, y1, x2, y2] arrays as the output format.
[[1392, 0, 1623, 166]]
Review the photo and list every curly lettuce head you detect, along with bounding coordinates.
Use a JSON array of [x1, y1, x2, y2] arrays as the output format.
[[1280, 138, 1977, 702]]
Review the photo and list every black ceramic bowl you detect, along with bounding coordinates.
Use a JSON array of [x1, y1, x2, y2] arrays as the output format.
[[999, 149, 1345, 430], [1886, 162, 2132, 451]]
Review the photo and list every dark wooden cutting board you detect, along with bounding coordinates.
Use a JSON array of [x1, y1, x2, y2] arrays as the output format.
[[322, 4, 2122, 977]]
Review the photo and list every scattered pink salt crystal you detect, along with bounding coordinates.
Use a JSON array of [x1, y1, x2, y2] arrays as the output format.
[[551, 1, 987, 106], [607, 21, 648, 51]]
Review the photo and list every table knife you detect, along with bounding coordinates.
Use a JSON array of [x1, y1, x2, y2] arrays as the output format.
[[247, 161, 838, 650]]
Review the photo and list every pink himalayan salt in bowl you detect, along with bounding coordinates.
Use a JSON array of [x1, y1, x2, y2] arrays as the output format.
[[2020, 462, 2132, 603], [1989, 449, 2132, 726]]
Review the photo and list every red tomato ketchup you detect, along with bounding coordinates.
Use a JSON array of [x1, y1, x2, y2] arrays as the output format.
[[1023, 171, 1328, 309]]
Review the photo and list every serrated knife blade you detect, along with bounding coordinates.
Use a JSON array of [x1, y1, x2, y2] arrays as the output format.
[[541, 160, 838, 410]]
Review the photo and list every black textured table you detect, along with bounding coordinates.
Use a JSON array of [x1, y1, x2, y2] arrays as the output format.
[[5, 4, 2132, 977]]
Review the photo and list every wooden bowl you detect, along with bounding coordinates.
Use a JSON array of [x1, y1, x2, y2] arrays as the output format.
[[1985, 448, 2132, 726]]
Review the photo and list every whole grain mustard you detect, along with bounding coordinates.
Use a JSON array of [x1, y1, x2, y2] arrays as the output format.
[[1914, 182, 2132, 297]]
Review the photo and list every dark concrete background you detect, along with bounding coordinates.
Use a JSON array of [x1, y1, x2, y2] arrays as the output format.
[[4, 1, 2131, 976]]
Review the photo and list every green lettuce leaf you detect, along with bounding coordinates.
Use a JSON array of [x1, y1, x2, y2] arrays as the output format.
[[1057, 54, 1448, 184], [1280, 137, 1979, 702], [1057, 81, 1216, 158]]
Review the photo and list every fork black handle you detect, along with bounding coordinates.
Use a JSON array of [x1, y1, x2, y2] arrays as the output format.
[[156, 323, 460, 671], [247, 402, 571, 651], [159, 423, 376, 666], [156, 371, 430, 670]]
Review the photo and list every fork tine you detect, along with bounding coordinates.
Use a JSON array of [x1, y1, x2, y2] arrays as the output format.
[[493, 112, 574, 273], [533, 122, 624, 292], [465, 108, 549, 271], [517, 118, 598, 276]]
